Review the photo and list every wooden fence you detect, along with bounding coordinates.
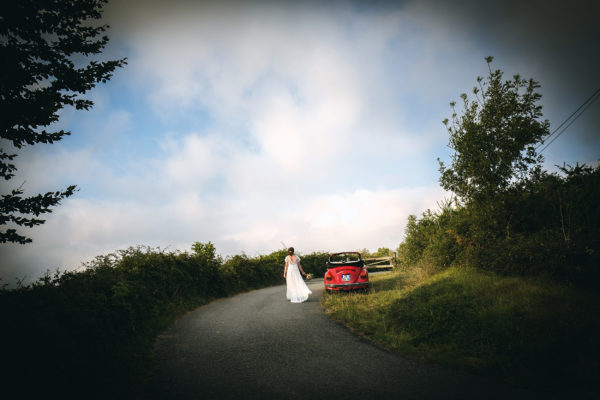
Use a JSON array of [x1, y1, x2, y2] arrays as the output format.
[[363, 256, 394, 270]]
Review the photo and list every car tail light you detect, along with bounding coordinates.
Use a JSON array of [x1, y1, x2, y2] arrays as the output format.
[[359, 269, 367, 279], [325, 272, 333, 281]]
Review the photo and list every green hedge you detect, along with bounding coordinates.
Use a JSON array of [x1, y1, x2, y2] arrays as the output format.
[[397, 164, 600, 287], [0, 244, 329, 398]]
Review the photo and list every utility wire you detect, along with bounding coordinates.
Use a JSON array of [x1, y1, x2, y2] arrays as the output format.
[[536, 87, 600, 153], [536, 88, 600, 154]]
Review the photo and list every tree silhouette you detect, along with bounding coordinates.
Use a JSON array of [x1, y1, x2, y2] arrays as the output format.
[[0, 0, 126, 244]]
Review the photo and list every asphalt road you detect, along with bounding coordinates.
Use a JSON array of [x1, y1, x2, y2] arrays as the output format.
[[145, 278, 541, 400]]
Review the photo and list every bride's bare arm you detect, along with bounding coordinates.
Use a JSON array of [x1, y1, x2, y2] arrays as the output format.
[[298, 261, 307, 276], [283, 259, 288, 278]]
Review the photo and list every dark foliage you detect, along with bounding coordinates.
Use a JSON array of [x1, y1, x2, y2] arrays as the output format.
[[0, 0, 126, 243], [398, 165, 600, 287], [0, 244, 328, 398]]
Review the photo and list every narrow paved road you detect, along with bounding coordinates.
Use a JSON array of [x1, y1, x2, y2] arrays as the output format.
[[146, 279, 539, 399]]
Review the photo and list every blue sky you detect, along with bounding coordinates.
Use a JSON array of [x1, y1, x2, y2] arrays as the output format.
[[1, 0, 599, 283]]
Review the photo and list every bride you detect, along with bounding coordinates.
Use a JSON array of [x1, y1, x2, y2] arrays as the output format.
[[283, 247, 312, 303]]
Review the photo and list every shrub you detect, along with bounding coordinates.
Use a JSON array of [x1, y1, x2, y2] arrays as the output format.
[[398, 164, 600, 287], [0, 243, 327, 398]]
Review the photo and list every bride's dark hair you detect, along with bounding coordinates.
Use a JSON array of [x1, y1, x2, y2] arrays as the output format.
[[288, 247, 294, 255]]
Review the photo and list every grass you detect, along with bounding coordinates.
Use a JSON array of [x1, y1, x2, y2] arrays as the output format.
[[321, 264, 600, 395]]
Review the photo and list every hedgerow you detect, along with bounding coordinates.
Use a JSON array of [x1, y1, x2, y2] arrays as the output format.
[[398, 164, 600, 287], [0, 244, 328, 398]]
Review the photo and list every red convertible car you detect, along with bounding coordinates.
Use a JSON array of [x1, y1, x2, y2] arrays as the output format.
[[324, 252, 369, 291]]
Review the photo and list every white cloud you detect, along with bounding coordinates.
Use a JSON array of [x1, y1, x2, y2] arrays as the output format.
[[13, 0, 596, 284], [2, 2, 458, 284], [163, 133, 230, 188], [0, 179, 446, 284]]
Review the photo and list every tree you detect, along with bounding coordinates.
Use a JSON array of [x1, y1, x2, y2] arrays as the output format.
[[438, 57, 549, 204], [373, 247, 393, 257], [0, 0, 126, 243]]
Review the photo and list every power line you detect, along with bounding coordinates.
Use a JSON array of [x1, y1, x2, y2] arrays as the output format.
[[539, 88, 600, 154], [539, 90, 600, 154], [536, 87, 600, 153], [536, 87, 600, 150]]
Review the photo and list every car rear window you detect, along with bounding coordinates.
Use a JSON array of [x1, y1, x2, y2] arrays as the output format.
[[328, 253, 363, 265]]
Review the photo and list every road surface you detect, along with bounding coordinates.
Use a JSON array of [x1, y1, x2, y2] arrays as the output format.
[[145, 278, 540, 399]]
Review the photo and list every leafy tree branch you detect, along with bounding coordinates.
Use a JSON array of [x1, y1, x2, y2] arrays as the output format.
[[0, 0, 126, 243]]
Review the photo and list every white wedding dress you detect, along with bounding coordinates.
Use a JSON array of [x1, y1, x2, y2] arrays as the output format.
[[285, 255, 312, 303]]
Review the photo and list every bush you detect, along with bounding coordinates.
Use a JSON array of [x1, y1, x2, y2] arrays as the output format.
[[0, 244, 328, 398], [398, 164, 600, 287]]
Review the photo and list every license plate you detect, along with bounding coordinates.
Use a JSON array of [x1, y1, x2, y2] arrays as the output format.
[[341, 274, 351, 281]]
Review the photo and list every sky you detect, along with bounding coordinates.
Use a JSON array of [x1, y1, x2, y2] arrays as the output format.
[[1, 0, 599, 284]]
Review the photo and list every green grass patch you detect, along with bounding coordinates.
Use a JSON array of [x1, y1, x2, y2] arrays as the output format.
[[322, 265, 600, 394]]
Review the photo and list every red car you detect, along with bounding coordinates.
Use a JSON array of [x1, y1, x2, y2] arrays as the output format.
[[324, 252, 369, 291]]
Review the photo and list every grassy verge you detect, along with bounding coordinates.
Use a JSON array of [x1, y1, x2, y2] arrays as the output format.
[[321, 265, 599, 395]]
